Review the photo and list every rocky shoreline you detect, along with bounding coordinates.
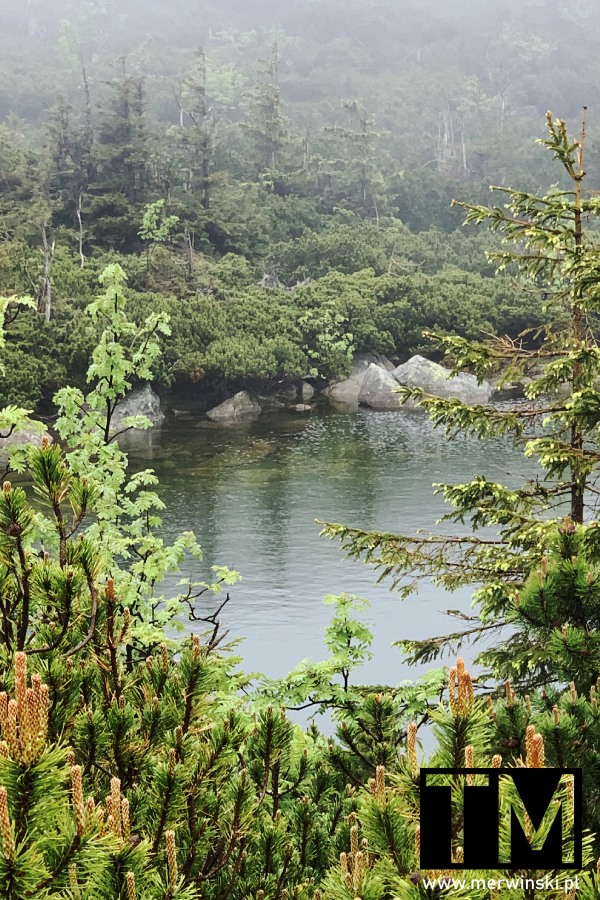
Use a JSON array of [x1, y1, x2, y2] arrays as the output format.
[[2, 354, 521, 442], [198, 352, 495, 424]]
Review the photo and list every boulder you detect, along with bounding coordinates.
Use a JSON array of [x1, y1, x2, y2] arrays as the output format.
[[112, 383, 165, 428], [358, 364, 414, 410], [490, 380, 525, 401], [290, 404, 312, 414], [392, 355, 492, 404], [369, 352, 396, 372], [324, 352, 394, 408], [301, 382, 315, 401], [206, 391, 261, 423]]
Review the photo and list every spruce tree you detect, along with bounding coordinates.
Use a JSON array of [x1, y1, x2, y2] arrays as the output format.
[[88, 69, 150, 250], [322, 111, 600, 690], [179, 49, 215, 211], [246, 44, 288, 177]]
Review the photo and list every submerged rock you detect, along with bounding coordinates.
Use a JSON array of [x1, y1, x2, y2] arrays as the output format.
[[392, 355, 492, 404], [290, 404, 312, 413], [206, 391, 261, 423], [257, 395, 286, 410]]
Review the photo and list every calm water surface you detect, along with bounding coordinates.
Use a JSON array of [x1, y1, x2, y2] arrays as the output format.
[[123, 408, 535, 688]]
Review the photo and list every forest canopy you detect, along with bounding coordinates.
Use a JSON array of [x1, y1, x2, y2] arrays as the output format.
[[2, 0, 595, 407]]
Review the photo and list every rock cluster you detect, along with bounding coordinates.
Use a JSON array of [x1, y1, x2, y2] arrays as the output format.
[[202, 354, 495, 423], [324, 353, 492, 410]]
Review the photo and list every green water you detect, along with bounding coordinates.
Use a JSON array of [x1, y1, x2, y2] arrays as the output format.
[[122, 407, 534, 686]]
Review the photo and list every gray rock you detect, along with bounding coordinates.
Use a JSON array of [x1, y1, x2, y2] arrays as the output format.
[[301, 382, 315, 401], [370, 352, 396, 372], [358, 364, 414, 410], [490, 380, 525, 401], [392, 355, 492, 404], [290, 404, 312, 413], [0, 424, 48, 451], [112, 383, 165, 428], [324, 352, 394, 408], [206, 391, 261, 423]]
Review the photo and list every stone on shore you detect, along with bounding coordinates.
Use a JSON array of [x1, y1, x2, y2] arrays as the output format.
[[392, 355, 492, 404], [324, 352, 394, 408], [112, 383, 165, 428], [358, 364, 414, 410]]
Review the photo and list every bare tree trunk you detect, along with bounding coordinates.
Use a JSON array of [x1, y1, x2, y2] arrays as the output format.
[[173, 85, 185, 127], [201, 135, 211, 210], [80, 56, 93, 148], [387, 240, 398, 275], [39, 224, 55, 322], [437, 104, 456, 173], [76, 195, 85, 268], [371, 189, 380, 226], [303, 131, 311, 171], [185, 225, 194, 282]]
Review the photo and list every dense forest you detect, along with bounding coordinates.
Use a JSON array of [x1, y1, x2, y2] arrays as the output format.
[[4, 0, 600, 409], [2, 2, 600, 897]]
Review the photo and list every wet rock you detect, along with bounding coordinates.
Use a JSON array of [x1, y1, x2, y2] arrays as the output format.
[[257, 395, 286, 410], [206, 391, 261, 423], [324, 352, 394, 408], [112, 383, 165, 428], [301, 382, 315, 401], [392, 355, 492, 404], [358, 364, 413, 410], [490, 380, 525, 401]]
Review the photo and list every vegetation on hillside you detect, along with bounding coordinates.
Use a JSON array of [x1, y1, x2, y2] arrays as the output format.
[[4, 0, 591, 406]]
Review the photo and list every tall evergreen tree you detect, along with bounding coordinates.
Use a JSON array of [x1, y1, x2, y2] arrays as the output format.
[[323, 111, 600, 689], [178, 49, 215, 211], [245, 44, 288, 176], [88, 67, 149, 250]]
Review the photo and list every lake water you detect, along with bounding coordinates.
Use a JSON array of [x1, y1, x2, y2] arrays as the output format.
[[122, 407, 534, 691]]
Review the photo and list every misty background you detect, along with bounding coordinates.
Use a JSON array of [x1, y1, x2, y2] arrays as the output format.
[[2, 0, 600, 228]]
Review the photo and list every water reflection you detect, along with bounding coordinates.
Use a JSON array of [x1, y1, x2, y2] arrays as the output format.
[[121, 408, 537, 687]]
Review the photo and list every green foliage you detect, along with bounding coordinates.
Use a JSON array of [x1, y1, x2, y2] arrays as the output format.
[[0, 0, 566, 408], [0, 245, 599, 896], [0, 267, 237, 659], [139, 201, 179, 245], [319, 657, 598, 900], [323, 113, 600, 686]]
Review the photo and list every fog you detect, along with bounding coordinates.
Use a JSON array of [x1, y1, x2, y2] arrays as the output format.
[[0, 0, 597, 186]]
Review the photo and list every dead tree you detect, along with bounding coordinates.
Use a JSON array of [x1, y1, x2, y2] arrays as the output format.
[[39, 224, 55, 322]]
